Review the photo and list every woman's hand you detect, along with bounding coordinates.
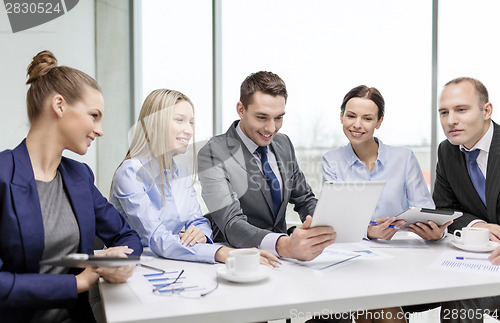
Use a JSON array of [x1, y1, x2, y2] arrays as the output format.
[[256, 248, 281, 268], [93, 246, 135, 284], [95, 246, 134, 258], [76, 267, 100, 293], [95, 265, 135, 284], [214, 246, 232, 263], [179, 225, 207, 246], [367, 217, 405, 240]]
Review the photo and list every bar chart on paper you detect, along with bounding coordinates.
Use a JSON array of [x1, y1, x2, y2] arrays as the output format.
[[127, 267, 218, 303], [441, 259, 500, 272], [431, 251, 500, 275]]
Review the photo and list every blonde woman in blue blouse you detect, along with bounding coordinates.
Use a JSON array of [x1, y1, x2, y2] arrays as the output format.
[[111, 89, 278, 265]]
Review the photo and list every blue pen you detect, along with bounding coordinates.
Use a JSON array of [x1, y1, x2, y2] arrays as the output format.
[[456, 256, 489, 261], [370, 221, 399, 229]]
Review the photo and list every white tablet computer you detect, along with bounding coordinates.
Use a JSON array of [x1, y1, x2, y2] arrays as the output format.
[[310, 181, 385, 243], [40, 253, 147, 267], [396, 207, 463, 229]]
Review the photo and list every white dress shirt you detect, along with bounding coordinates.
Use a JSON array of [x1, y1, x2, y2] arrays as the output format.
[[322, 138, 435, 220], [235, 123, 286, 256], [460, 121, 493, 227]]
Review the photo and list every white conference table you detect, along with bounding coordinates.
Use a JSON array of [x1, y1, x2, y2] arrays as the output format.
[[100, 232, 500, 323]]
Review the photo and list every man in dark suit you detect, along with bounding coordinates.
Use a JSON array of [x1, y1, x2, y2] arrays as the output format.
[[434, 77, 500, 322], [198, 71, 336, 262]]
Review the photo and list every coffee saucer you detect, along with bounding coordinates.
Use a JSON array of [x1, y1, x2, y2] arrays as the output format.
[[217, 265, 271, 283], [451, 239, 500, 252]]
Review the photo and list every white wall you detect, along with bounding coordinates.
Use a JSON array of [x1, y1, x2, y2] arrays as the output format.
[[0, 2, 97, 171]]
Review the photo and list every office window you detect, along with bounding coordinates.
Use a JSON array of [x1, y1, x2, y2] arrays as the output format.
[[438, 0, 500, 143], [141, 0, 213, 141], [221, 0, 433, 196], [138, 1, 500, 223]]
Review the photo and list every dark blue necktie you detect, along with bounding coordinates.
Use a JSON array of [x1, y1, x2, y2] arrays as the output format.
[[464, 149, 486, 206], [256, 146, 282, 216]]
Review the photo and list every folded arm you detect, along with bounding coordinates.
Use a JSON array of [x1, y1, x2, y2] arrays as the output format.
[[112, 161, 220, 263]]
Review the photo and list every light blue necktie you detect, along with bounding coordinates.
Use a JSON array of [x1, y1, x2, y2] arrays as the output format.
[[464, 149, 486, 206], [256, 146, 282, 216]]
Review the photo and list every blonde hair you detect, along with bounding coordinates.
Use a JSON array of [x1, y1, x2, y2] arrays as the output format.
[[113, 89, 196, 199], [26, 50, 101, 124]]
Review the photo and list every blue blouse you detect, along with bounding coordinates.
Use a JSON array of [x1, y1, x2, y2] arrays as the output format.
[[111, 157, 222, 263], [322, 138, 435, 220]]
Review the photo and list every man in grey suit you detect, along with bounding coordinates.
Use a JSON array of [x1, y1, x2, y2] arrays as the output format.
[[198, 71, 336, 261], [434, 77, 500, 322]]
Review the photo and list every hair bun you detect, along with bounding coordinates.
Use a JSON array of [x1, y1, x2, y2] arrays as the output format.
[[26, 50, 58, 85]]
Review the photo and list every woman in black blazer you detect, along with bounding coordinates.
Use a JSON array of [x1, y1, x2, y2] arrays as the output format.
[[0, 50, 142, 323]]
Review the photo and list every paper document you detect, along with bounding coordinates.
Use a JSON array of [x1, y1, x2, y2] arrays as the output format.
[[365, 235, 430, 250], [430, 251, 500, 275], [128, 267, 218, 303], [283, 246, 362, 270], [330, 242, 393, 260]]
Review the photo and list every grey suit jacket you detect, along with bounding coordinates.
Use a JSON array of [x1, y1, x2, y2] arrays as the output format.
[[433, 121, 500, 231], [197, 121, 317, 248]]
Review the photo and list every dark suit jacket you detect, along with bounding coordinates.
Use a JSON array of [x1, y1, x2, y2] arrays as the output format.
[[433, 121, 500, 231], [0, 140, 142, 323], [197, 121, 317, 248]]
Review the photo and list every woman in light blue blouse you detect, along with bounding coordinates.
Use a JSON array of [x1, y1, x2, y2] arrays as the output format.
[[111, 89, 278, 264], [322, 85, 451, 241]]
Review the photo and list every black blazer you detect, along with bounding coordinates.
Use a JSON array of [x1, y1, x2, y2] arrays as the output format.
[[198, 121, 317, 248], [0, 140, 142, 322], [433, 121, 500, 231]]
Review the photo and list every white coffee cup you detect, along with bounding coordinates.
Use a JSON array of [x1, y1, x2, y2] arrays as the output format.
[[453, 227, 490, 246], [225, 249, 260, 276]]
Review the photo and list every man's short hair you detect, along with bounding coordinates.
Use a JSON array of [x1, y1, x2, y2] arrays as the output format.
[[240, 71, 288, 108], [444, 77, 489, 108]]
